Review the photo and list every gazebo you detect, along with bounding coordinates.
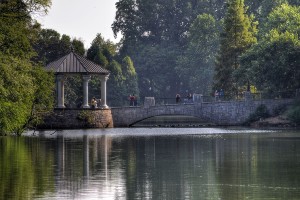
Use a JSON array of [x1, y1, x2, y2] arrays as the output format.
[[46, 51, 110, 109]]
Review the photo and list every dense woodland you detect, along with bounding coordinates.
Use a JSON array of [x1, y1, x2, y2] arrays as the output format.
[[1, 0, 300, 134]]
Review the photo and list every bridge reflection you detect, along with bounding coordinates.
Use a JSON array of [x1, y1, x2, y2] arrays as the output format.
[[132, 115, 215, 127]]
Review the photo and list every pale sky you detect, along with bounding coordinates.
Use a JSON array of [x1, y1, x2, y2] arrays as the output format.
[[36, 0, 121, 49]]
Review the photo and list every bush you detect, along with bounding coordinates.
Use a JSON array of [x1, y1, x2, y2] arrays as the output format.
[[77, 111, 93, 124], [273, 104, 287, 115], [245, 104, 270, 125], [287, 101, 300, 125]]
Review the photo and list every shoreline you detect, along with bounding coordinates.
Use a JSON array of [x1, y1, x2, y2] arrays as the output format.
[[250, 115, 297, 128]]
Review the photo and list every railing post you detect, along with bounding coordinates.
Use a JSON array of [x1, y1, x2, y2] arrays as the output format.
[[144, 97, 155, 108], [244, 91, 252, 101]]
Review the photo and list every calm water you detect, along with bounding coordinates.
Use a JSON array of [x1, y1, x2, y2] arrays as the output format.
[[1, 128, 300, 200]]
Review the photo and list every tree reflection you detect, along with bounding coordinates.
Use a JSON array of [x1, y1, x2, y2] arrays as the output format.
[[0, 137, 54, 199]]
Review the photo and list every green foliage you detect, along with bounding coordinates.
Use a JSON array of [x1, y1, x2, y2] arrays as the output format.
[[245, 104, 270, 124], [0, 54, 35, 135], [77, 110, 93, 124], [72, 38, 85, 55], [0, 0, 54, 135], [62, 75, 84, 107], [33, 29, 85, 64], [86, 34, 139, 106], [261, 3, 300, 37], [287, 101, 300, 125], [0, 137, 54, 199], [238, 31, 300, 92], [214, 0, 257, 97], [273, 104, 288, 116], [113, 0, 228, 98], [28, 65, 54, 128], [122, 56, 139, 98], [0, 54, 54, 135], [176, 13, 219, 95], [237, 4, 300, 93], [111, 0, 300, 101], [135, 43, 181, 98], [288, 107, 300, 125], [0, 0, 50, 18]]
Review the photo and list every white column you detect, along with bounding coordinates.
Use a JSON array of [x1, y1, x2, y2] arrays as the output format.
[[56, 75, 65, 108], [82, 75, 91, 108], [100, 75, 109, 108]]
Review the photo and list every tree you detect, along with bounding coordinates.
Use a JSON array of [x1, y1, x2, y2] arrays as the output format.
[[122, 56, 139, 98], [134, 42, 182, 98], [259, 0, 288, 21], [261, 3, 300, 36], [0, 54, 35, 134], [86, 34, 139, 106], [0, 0, 54, 135], [112, 0, 231, 98], [176, 13, 219, 95], [236, 4, 300, 95], [72, 38, 85, 56], [107, 60, 126, 106], [33, 28, 85, 64], [213, 0, 257, 97], [238, 31, 300, 95]]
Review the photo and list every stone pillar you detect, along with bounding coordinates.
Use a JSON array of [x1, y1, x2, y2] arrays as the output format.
[[244, 91, 252, 101], [82, 75, 91, 108], [100, 75, 109, 108], [144, 97, 155, 108], [56, 75, 65, 108]]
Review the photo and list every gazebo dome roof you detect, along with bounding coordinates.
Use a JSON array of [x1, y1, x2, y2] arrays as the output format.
[[45, 51, 110, 75]]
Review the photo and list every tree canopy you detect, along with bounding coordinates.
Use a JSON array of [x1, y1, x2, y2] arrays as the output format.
[[0, 0, 54, 135], [213, 0, 257, 96], [236, 3, 300, 95], [87, 34, 139, 106]]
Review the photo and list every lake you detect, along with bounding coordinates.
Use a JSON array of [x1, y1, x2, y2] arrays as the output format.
[[1, 128, 300, 200]]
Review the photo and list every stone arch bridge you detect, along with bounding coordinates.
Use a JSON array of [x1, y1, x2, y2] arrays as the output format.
[[111, 99, 294, 127]]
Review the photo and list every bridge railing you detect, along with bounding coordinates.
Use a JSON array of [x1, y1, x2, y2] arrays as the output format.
[[154, 97, 196, 105], [153, 90, 298, 105]]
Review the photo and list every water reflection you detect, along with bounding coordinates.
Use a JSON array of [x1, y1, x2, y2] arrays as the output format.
[[1, 129, 300, 199], [0, 137, 54, 200]]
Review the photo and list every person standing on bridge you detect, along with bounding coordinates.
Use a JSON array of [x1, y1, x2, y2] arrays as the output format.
[[219, 89, 224, 101], [129, 94, 135, 106], [214, 90, 219, 101], [176, 93, 181, 104]]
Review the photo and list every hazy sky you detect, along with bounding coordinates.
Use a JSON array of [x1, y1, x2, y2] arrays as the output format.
[[37, 0, 120, 48]]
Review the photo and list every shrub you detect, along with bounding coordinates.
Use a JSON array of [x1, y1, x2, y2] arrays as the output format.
[[245, 104, 270, 125], [77, 111, 93, 124], [273, 104, 287, 115], [287, 101, 300, 125]]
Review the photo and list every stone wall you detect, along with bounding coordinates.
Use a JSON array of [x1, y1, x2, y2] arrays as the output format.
[[39, 108, 113, 129]]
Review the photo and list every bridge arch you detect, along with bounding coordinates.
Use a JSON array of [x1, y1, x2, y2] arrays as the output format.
[[129, 114, 214, 127]]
